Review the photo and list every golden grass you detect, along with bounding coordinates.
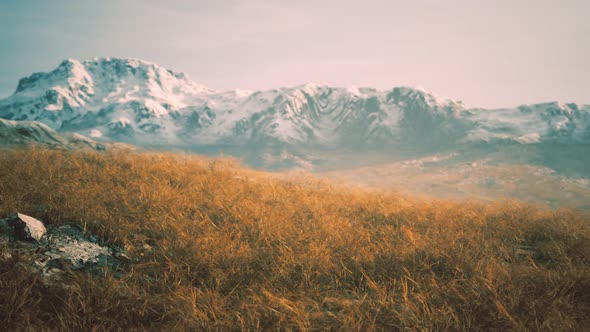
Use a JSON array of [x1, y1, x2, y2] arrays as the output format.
[[0, 147, 589, 331]]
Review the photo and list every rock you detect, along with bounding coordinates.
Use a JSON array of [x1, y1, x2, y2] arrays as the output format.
[[1, 220, 129, 287], [40, 225, 115, 271], [46, 258, 68, 270], [0, 218, 12, 235], [114, 251, 130, 261], [8, 213, 47, 241], [44, 251, 63, 260]]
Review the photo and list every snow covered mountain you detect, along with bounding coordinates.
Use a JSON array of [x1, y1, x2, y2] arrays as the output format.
[[1, 58, 589, 168]]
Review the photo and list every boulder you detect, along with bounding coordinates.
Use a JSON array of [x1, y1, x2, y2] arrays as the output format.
[[1, 215, 129, 287], [8, 213, 47, 241]]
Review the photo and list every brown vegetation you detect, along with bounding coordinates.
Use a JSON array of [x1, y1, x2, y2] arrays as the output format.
[[0, 148, 589, 331]]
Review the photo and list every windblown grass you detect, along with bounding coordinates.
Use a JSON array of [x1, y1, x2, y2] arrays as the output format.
[[0, 147, 589, 331]]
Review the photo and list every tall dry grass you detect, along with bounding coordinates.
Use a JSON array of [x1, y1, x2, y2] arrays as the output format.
[[0, 147, 589, 331]]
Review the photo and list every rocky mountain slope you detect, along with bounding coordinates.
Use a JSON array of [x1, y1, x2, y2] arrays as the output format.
[[0, 118, 109, 151]]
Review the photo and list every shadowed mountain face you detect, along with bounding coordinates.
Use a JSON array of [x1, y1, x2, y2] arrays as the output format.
[[0, 118, 108, 151], [0, 58, 589, 180]]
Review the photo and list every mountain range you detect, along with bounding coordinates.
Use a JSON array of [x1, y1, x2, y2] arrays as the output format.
[[0, 57, 588, 174]]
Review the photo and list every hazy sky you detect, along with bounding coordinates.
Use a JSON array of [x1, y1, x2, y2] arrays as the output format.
[[0, 0, 588, 108]]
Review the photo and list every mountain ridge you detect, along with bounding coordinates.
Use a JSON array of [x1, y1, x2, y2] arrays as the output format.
[[1, 57, 589, 169], [0, 118, 114, 151]]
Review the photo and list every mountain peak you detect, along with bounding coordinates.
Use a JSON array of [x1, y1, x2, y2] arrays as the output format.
[[15, 58, 92, 96], [58, 58, 83, 69], [2, 58, 218, 129], [296, 82, 328, 90], [80, 57, 195, 83]]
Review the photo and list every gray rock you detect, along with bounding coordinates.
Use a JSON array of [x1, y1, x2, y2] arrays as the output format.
[[2, 220, 129, 287], [0, 218, 13, 238], [40, 225, 114, 270], [114, 251, 130, 261], [8, 213, 47, 241]]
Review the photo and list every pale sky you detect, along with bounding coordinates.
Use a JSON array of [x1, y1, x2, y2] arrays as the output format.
[[0, 0, 588, 108]]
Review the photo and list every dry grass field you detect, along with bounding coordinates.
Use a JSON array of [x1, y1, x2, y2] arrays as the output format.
[[0, 148, 589, 331]]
